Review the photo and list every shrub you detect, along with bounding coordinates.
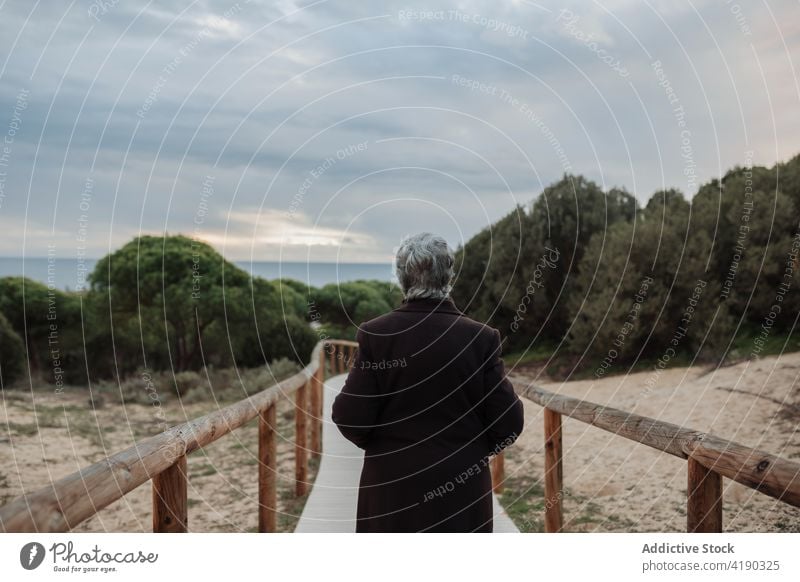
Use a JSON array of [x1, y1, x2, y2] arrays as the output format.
[[173, 370, 203, 397], [0, 312, 25, 387]]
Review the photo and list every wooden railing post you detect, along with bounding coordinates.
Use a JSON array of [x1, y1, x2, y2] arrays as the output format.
[[687, 457, 722, 532], [320, 342, 326, 383], [258, 404, 277, 532], [318, 345, 325, 416], [543, 408, 563, 532], [337, 345, 345, 374], [295, 380, 309, 497], [491, 452, 505, 493], [328, 342, 336, 376], [152, 455, 187, 532], [310, 361, 322, 459], [347, 345, 354, 370]]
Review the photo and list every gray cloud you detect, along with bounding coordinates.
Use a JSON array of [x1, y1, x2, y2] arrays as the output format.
[[0, 0, 797, 262]]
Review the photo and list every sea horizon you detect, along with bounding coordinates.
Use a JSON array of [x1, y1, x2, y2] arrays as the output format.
[[0, 256, 396, 291]]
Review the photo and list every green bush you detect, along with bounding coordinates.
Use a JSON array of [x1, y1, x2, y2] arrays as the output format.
[[309, 280, 401, 328], [0, 312, 25, 387]]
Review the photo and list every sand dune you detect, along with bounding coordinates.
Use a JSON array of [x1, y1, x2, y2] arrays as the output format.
[[504, 351, 800, 532]]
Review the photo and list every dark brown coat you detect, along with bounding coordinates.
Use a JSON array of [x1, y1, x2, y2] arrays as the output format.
[[331, 296, 524, 532]]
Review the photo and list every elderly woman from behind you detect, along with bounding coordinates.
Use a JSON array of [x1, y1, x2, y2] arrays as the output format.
[[331, 232, 524, 532]]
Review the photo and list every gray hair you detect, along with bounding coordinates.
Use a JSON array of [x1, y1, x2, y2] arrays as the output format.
[[394, 232, 455, 300]]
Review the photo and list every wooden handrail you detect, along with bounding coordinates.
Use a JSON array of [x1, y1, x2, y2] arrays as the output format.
[[516, 382, 800, 532], [0, 339, 356, 533]]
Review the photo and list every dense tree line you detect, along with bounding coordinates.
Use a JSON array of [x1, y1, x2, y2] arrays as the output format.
[[452, 154, 800, 372], [3, 154, 799, 388], [0, 235, 396, 389]]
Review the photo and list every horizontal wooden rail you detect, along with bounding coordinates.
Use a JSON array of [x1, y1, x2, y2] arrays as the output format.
[[516, 382, 800, 532], [0, 339, 356, 533]]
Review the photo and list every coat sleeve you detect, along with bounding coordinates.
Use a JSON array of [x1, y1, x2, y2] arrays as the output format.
[[331, 327, 384, 449], [481, 328, 525, 454]]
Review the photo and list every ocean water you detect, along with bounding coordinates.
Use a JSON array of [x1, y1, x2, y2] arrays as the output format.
[[0, 257, 395, 291]]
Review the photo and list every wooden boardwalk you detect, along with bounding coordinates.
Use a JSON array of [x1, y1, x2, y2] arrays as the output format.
[[295, 374, 519, 533]]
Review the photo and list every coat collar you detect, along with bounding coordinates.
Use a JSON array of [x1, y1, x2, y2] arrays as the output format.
[[393, 296, 463, 315]]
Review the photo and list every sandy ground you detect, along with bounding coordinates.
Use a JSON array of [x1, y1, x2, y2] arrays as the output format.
[[0, 387, 316, 533], [503, 352, 800, 532]]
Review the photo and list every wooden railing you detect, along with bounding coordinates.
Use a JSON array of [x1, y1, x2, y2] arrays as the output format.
[[515, 383, 800, 533], [0, 339, 357, 533]]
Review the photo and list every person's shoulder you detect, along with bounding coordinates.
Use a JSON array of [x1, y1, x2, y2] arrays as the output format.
[[358, 312, 393, 332], [357, 308, 499, 343], [454, 313, 500, 343]]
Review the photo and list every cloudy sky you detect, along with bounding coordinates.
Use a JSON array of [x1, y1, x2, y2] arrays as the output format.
[[0, 0, 798, 263]]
